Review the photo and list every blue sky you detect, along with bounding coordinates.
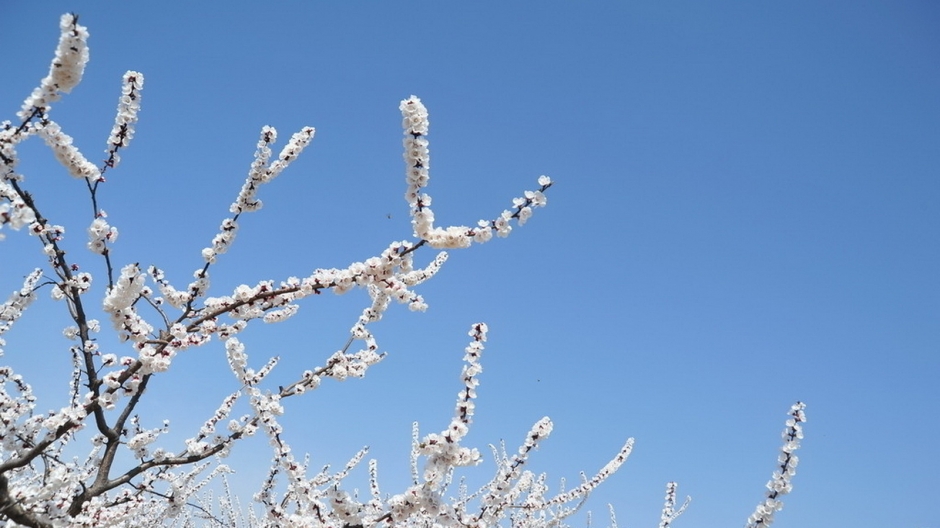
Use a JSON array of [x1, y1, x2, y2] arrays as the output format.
[[2, 2, 938, 526]]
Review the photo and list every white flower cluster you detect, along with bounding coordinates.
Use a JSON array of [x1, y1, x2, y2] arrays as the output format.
[[37, 120, 101, 181], [4, 15, 103, 190], [51, 271, 92, 302], [745, 401, 807, 527], [401, 96, 430, 209], [125, 416, 169, 459], [225, 338, 282, 389], [658, 481, 691, 528], [87, 211, 118, 254], [416, 323, 488, 486], [102, 263, 154, 343], [0, 366, 38, 454], [146, 239, 443, 377], [182, 391, 241, 460], [0, 269, 42, 355], [150, 265, 192, 308], [201, 126, 314, 264], [473, 417, 556, 524], [0, 182, 37, 240], [18, 14, 89, 120], [540, 437, 633, 508], [317, 348, 383, 382], [90, 239, 449, 400], [239, 125, 314, 211], [27, 219, 63, 242], [104, 71, 144, 171], [400, 96, 553, 249], [0, 361, 90, 527]]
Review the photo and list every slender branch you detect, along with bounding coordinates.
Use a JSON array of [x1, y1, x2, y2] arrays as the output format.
[[7, 178, 110, 436]]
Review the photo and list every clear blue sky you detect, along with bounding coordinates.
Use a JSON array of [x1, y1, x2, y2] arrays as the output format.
[[2, 2, 938, 527]]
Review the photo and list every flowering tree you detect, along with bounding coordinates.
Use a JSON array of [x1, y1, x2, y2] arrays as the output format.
[[0, 14, 807, 528]]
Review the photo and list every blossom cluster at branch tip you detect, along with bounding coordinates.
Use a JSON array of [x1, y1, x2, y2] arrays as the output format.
[[0, 269, 43, 355], [202, 126, 314, 264], [543, 437, 633, 509], [400, 96, 553, 249], [104, 71, 144, 171], [745, 401, 807, 528], [87, 210, 118, 254], [658, 481, 690, 528], [229, 125, 316, 215], [413, 324, 488, 489], [18, 13, 89, 120], [401, 96, 430, 209]]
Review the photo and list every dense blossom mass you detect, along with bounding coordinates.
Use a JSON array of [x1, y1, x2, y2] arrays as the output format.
[[0, 13, 806, 528]]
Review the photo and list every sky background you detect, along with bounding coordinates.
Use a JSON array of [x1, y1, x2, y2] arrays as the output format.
[[2, 2, 939, 527]]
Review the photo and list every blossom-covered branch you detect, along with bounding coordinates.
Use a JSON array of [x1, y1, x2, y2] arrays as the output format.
[[401, 96, 552, 249], [658, 482, 690, 528], [0, 13, 809, 528], [745, 402, 807, 528]]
